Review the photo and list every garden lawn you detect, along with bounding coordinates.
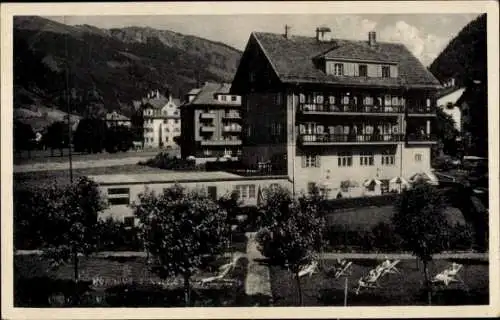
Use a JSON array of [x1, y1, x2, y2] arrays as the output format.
[[325, 205, 465, 231], [270, 258, 489, 306], [14, 253, 249, 307]]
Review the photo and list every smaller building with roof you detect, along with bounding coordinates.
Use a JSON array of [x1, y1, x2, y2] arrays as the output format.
[[180, 82, 243, 162]]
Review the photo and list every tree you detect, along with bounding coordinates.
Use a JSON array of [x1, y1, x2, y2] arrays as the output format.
[[131, 184, 230, 306], [14, 177, 106, 303], [255, 186, 325, 306], [13, 120, 35, 156], [434, 108, 460, 157], [44, 121, 70, 156], [73, 118, 107, 153], [105, 125, 133, 153], [392, 181, 449, 305]]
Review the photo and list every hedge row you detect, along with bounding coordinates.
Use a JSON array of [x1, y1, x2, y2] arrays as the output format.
[[324, 222, 475, 253], [319, 194, 399, 211]]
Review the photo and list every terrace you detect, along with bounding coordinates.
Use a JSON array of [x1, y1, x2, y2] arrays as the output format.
[[298, 103, 403, 116]]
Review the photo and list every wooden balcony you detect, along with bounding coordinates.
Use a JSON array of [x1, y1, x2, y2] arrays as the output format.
[[299, 133, 404, 146], [298, 103, 402, 116], [406, 133, 438, 144]]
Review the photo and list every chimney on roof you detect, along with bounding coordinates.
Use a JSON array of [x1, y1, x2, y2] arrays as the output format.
[[284, 25, 292, 39], [368, 31, 377, 46], [316, 26, 332, 42]]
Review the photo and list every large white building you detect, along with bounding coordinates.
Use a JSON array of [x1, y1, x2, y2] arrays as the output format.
[[135, 90, 181, 149], [436, 78, 464, 132]]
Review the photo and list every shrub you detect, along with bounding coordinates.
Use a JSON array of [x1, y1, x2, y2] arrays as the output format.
[[97, 218, 144, 251], [140, 152, 196, 170]]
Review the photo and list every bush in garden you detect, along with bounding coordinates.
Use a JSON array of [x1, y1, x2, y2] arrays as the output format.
[[255, 185, 325, 306], [131, 184, 230, 307]]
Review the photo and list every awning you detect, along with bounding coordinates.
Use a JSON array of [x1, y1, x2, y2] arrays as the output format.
[[363, 179, 382, 187], [389, 176, 409, 185]]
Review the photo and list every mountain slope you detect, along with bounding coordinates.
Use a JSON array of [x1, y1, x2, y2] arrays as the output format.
[[13, 16, 242, 127], [429, 14, 486, 85]]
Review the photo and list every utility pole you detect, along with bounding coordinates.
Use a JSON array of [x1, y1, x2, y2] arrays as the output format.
[[64, 17, 73, 184]]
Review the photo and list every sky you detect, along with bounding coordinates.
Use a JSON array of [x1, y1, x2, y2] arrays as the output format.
[[46, 13, 480, 66]]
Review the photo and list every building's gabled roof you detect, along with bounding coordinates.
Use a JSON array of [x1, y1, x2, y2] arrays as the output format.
[[187, 88, 201, 95], [186, 82, 241, 106], [105, 111, 130, 121], [249, 32, 441, 89]]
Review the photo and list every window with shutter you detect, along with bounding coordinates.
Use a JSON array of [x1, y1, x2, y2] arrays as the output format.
[[299, 94, 305, 103], [315, 155, 321, 167], [329, 96, 335, 104]]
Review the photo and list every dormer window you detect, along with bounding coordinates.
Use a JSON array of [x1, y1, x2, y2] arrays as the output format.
[[334, 63, 344, 76], [382, 65, 391, 78]]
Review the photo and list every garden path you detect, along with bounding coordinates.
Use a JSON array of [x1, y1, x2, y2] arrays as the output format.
[[244, 232, 272, 298]]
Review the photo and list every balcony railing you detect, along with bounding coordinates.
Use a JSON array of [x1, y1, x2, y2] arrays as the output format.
[[200, 112, 217, 120], [200, 139, 242, 146], [299, 133, 404, 145], [223, 126, 242, 133], [406, 133, 438, 143], [223, 113, 241, 119], [200, 125, 216, 133], [406, 106, 435, 115], [299, 103, 403, 115]]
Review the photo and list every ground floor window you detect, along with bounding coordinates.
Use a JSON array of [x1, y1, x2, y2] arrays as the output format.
[[107, 187, 130, 206], [360, 151, 374, 166], [234, 184, 256, 200], [338, 152, 353, 167]]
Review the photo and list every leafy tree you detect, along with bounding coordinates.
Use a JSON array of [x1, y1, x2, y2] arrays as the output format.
[[105, 125, 133, 153], [255, 186, 325, 306], [44, 121, 70, 156], [392, 181, 449, 305], [13, 120, 35, 156], [131, 184, 230, 306], [434, 108, 460, 157], [14, 177, 106, 303], [73, 118, 107, 153]]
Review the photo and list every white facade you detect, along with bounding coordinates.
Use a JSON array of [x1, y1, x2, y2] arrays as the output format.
[[437, 87, 465, 132], [143, 95, 181, 149]]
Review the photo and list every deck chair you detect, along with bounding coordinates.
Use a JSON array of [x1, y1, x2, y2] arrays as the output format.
[[355, 269, 383, 295], [432, 263, 465, 287], [382, 260, 401, 275], [200, 254, 243, 284], [298, 260, 318, 278], [334, 261, 353, 279]]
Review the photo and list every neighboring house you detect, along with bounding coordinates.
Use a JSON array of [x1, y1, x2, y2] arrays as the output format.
[[134, 90, 181, 149], [231, 28, 442, 198], [90, 171, 290, 222], [105, 111, 132, 128], [436, 78, 464, 133], [180, 82, 243, 162]]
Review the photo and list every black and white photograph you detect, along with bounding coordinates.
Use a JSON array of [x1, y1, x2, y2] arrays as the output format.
[[1, 1, 498, 319]]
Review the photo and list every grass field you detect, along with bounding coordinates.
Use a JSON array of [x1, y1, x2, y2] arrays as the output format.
[[14, 253, 249, 307], [270, 258, 489, 306], [325, 205, 466, 231], [14, 148, 178, 165]]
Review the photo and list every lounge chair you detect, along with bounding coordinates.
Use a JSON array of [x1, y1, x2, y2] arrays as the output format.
[[355, 268, 383, 295], [298, 260, 318, 278], [334, 261, 352, 279], [431, 263, 465, 287], [200, 254, 243, 284]]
